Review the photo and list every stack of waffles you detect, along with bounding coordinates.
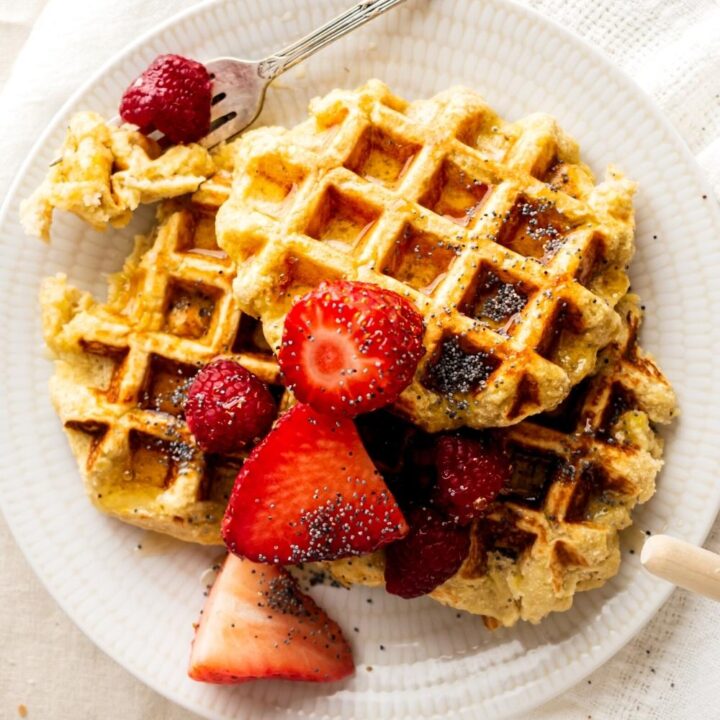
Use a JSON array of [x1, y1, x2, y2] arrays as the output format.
[[36, 81, 676, 626]]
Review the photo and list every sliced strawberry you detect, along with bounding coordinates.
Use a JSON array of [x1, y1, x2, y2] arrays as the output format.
[[189, 554, 354, 683], [278, 280, 425, 416], [221, 403, 408, 564]]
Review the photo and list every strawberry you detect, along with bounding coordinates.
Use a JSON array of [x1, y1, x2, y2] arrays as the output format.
[[221, 403, 408, 564], [189, 554, 354, 683], [433, 434, 511, 524], [278, 280, 425, 416]]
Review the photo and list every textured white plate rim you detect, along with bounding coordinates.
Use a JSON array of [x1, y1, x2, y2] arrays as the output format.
[[0, 0, 719, 718]]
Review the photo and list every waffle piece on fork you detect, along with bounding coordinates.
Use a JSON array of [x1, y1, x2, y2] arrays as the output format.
[[21, 112, 215, 241]]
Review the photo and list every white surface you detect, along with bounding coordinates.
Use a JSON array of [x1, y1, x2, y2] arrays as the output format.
[[1, 1, 719, 719]]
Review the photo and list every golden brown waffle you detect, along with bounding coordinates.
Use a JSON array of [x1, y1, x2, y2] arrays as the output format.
[[41, 177, 278, 543], [21, 112, 215, 241], [217, 80, 637, 432], [328, 294, 677, 626]]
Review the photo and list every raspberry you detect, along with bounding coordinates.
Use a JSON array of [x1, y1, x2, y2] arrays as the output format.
[[119, 54, 212, 144], [185, 359, 276, 454], [384, 507, 470, 599], [433, 434, 510, 524], [278, 280, 425, 416]]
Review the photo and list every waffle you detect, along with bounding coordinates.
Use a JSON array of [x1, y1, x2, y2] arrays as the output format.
[[21, 112, 215, 241], [217, 80, 637, 432], [40, 173, 279, 544], [328, 294, 677, 626]]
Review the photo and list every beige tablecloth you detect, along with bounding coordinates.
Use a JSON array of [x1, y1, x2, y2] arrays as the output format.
[[1, 1, 719, 718]]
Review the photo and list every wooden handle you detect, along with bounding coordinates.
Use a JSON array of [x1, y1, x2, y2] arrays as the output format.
[[641, 534, 720, 601]]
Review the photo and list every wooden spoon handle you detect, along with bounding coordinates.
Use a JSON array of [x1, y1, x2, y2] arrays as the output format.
[[641, 534, 720, 601]]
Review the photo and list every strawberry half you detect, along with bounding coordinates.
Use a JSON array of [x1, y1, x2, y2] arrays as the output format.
[[278, 280, 425, 416], [221, 403, 408, 564], [189, 554, 354, 683]]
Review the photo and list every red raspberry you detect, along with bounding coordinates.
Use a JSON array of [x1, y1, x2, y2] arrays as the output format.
[[185, 359, 276, 454], [433, 435, 510, 524], [384, 506, 470, 599], [119, 54, 212, 144], [278, 280, 425, 417]]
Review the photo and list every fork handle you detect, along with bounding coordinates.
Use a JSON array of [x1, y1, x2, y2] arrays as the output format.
[[641, 535, 720, 602], [258, 0, 407, 80]]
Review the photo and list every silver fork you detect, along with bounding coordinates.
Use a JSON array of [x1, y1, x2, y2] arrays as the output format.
[[200, 0, 407, 148]]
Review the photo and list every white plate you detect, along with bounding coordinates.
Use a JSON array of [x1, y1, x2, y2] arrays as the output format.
[[1, 0, 719, 718]]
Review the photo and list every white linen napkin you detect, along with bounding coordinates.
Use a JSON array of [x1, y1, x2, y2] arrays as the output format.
[[0, 0, 199, 197], [0, 1, 717, 718]]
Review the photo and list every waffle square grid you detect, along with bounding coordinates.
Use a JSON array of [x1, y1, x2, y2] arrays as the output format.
[[218, 81, 637, 431], [42, 182, 278, 544]]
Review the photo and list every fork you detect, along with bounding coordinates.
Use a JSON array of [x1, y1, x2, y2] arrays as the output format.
[[200, 0, 408, 148], [641, 534, 720, 602]]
